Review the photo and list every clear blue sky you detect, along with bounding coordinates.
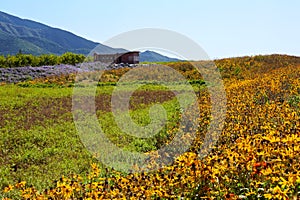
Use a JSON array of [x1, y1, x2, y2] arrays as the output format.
[[1, 0, 300, 59]]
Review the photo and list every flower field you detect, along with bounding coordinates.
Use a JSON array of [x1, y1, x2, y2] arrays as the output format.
[[0, 65, 83, 83], [1, 54, 300, 199]]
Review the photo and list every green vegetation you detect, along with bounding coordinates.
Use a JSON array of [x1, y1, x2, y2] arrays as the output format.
[[0, 52, 85, 68], [0, 86, 91, 191], [0, 83, 189, 193]]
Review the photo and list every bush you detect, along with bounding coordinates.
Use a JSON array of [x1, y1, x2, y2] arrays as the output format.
[[0, 52, 86, 68], [59, 52, 85, 66]]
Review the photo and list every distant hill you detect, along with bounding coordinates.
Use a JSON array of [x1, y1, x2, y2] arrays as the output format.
[[89, 45, 127, 56], [0, 11, 125, 56], [0, 11, 186, 61], [140, 50, 181, 62]]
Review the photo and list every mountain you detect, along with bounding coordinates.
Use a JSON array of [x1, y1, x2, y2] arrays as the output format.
[[139, 50, 181, 62], [89, 45, 127, 56], [0, 11, 125, 55], [0, 11, 183, 61]]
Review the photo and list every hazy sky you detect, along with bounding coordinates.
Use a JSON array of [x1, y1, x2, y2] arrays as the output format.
[[1, 0, 300, 59]]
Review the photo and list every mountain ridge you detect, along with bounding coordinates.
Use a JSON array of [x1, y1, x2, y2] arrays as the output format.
[[0, 11, 183, 62], [0, 11, 116, 55], [140, 50, 181, 62]]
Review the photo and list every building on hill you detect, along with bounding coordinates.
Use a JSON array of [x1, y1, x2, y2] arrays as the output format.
[[93, 51, 139, 64]]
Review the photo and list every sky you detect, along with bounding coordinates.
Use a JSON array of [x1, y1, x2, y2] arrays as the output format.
[[1, 0, 300, 59]]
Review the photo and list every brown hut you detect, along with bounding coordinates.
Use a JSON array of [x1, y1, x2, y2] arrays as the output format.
[[94, 51, 139, 64]]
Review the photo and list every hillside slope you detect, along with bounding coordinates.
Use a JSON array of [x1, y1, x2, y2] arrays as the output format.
[[0, 11, 118, 55]]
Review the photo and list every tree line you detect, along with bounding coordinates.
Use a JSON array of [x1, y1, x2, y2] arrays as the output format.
[[0, 52, 86, 68]]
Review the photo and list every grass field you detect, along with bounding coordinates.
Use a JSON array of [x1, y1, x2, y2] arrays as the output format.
[[1, 55, 300, 199]]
